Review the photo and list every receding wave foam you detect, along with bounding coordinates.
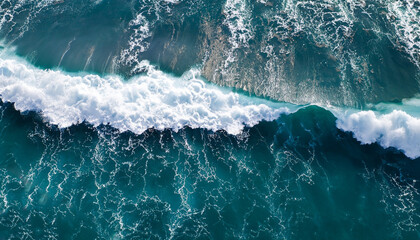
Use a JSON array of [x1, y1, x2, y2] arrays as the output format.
[[0, 54, 291, 135], [223, 0, 253, 50], [384, 0, 420, 68], [119, 12, 152, 74], [222, 0, 254, 65]]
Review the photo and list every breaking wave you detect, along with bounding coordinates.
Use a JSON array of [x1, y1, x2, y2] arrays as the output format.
[[0, 52, 293, 135], [0, 50, 420, 159]]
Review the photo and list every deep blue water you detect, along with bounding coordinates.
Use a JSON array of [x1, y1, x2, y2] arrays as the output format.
[[0, 0, 419, 239]]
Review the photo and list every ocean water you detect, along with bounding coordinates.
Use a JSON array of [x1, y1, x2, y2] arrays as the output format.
[[0, 0, 420, 239]]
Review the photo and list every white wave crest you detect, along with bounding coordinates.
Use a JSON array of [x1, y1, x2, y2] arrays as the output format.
[[0, 56, 291, 135], [337, 110, 420, 159], [1, 51, 419, 159]]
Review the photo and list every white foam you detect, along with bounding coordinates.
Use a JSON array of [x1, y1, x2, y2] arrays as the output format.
[[119, 12, 152, 74], [163, 0, 181, 3], [336, 109, 420, 159], [0, 55, 291, 135], [222, 0, 254, 66], [223, 0, 254, 50], [384, 0, 420, 68]]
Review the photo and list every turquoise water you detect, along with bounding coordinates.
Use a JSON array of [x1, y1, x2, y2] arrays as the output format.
[[0, 0, 420, 239]]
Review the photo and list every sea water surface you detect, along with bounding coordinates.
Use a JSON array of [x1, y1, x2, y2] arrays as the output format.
[[0, 0, 420, 239]]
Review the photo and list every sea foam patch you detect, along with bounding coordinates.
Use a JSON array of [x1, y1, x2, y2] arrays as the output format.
[[337, 110, 420, 159], [0, 55, 291, 135]]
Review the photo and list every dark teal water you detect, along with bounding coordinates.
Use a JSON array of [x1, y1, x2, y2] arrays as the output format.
[[0, 0, 420, 239], [0, 101, 419, 239]]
